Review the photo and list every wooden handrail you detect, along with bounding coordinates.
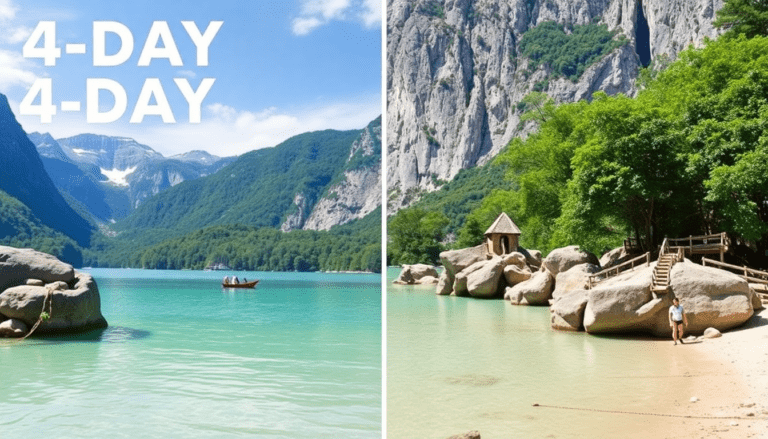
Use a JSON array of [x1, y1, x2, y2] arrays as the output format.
[[588, 252, 650, 289], [658, 238, 669, 261], [702, 257, 768, 284], [668, 232, 726, 244]]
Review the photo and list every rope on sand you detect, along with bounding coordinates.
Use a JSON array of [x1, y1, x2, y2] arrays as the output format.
[[531, 403, 763, 420]]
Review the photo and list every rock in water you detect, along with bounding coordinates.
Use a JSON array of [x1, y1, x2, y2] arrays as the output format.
[[467, 257, 505, 298], [551, 289, 589, 331], [0, 318, 28, 337], [0, 246, 75, 291], [0, 268, 107, 334], [505, 270, 554, 305]]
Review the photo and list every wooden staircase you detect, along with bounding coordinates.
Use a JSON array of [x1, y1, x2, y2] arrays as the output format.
[[651, 239, 684, 294]]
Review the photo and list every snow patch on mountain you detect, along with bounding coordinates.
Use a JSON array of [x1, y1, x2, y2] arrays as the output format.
[[100, 167, 137, 186]]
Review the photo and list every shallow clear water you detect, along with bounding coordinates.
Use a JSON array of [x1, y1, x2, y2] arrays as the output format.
[[0, 269, 381, 438], [386, 268, 705, 439]]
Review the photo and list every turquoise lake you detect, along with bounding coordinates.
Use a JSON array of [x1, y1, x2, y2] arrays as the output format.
[[0, 269, 381, 438], [387, 268, 714, 439]]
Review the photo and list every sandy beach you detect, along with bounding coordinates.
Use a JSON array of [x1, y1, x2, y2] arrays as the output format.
[[571, 308, 768, 439], [681, 308, 768, 438]]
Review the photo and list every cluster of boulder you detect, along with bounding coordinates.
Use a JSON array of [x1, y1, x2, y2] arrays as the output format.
[[550, 257, 763, 337], [0, 246, 107, 338], [395, 243, 765, 337], [393, 264, 440, 285]]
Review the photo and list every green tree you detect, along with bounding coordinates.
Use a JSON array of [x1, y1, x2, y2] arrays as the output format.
[[388, 208, 449, 264], [714, 0, 768, 39]]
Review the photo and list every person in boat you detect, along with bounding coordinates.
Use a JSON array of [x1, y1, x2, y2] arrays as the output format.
[[223, 276, 229, 284], [232, 276, 239, 284], [243, 278, 248, 283]]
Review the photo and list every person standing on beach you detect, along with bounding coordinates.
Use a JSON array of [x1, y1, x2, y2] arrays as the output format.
[[669, 297, 688, 345]]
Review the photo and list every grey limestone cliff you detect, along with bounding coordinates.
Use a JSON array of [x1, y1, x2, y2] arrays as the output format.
[[286, 118, 382, 231], [387, 0, 724, 209]]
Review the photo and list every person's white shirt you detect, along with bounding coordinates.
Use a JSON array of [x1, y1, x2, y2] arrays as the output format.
[[669, 304, 684, 322]]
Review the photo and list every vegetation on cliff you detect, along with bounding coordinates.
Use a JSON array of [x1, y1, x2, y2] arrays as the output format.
[[389, 35, 768, 268]]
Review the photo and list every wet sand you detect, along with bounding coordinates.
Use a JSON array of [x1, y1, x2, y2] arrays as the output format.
[[555, 309, 768, 439]]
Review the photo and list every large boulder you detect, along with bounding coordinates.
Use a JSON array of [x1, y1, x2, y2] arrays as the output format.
[[0, 318, 28, 337], [542, 246, 599, 277], [599, 246, 630, 270], [518, 247, 542, 269], [583, 264, 662, 334], [454, 259, 488, 296], [436, 271, 452, 295], [393, 264, 439, 285], [440, 244, 488, 279], [505, 269, 554, 305], [503, 264, 532, 287], [552, 263, 600, 302], [551, 289, 589, 331], [0, 271, 108, 334], [0, 246, 75, 291], [466, 257, 505, 298], [582, 261, 754, 336], [666, 262, 754, 335], [501, 252, 527, 269]]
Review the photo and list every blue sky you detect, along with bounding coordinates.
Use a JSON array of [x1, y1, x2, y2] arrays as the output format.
[[0, 0, 381, 156]]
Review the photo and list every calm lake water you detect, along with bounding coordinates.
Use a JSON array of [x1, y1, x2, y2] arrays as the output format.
[[386, 268, 709, 439], [0, 269, 381, 438]]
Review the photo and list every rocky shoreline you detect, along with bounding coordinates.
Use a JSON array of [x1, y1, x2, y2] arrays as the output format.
[[395, 244, 765, 337], [0, 246, 108, 338]]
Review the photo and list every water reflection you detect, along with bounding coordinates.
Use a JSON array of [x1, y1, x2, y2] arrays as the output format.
[[3, 326, 151, 347]]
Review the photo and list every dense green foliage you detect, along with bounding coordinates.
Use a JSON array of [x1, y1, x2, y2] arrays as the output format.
[[714, 0, 768, 39], [390, 35, 768, 267], [387, 208, 448, 265], [519, 21, 627, 81], [86, 208, 381, 272], [0, 190, 83, 266], [387, 163, 513, 265], [117, 129, 362, 237], [487, 35, 768, 261]]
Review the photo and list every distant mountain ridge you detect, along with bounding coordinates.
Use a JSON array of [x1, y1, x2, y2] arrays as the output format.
[[29, 132, 236, 222], [0, 94, 93, 247], [113, 117, 382, 244]]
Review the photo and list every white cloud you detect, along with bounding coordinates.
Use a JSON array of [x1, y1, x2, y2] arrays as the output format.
[[0, 49, 38, 90], [360, 0, 382, 28], [292, 17, 324, 36], [291, 0, 381, 36], [14, 95, 381, 157], [177, 70, 197, 79], [0, 0, 17, 21]]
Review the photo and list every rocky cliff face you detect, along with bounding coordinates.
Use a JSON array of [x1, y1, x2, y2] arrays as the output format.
[[387, 0, 724, 209], [302, 117, 382, 231]]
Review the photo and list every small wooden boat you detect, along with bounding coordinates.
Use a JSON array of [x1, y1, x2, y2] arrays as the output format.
[[222, 280, 259, 289]]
